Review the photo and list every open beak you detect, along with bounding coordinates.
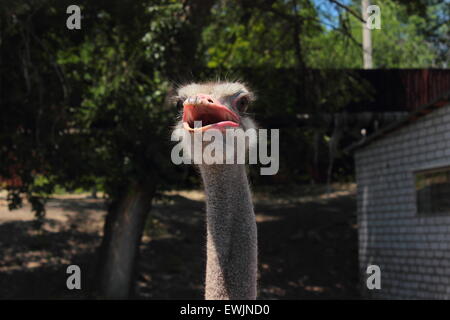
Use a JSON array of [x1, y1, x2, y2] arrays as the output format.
[[182, 95, 240, 132]]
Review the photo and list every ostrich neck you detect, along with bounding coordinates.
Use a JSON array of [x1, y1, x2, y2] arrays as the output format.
[[199, 164, 257, 300]]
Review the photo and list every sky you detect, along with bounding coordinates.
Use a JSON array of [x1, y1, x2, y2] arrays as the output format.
[[312, 0, 354, 30]]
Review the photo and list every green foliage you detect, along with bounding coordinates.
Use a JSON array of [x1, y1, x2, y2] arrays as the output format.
[[203, 0, 322, 68], [52, 1, 189, 200], [307, 0, 438, 68], [1, 0, 190, 215], [0, 0, 71, 217], [203, 0, 440, 69]]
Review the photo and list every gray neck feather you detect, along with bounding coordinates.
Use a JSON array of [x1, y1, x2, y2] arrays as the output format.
[[199, 164, 257, 300]]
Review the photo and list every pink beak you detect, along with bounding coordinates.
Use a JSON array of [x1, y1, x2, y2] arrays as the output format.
[[182, 94, 240, 132]]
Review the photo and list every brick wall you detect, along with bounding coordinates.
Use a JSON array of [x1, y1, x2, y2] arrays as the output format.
[[355, 103, 450, 299]]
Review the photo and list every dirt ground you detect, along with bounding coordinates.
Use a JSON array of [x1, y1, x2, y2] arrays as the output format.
[[0, 185, 360, 299]]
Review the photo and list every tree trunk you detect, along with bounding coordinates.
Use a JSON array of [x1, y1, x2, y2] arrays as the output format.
[[95, 182, 154, 299]]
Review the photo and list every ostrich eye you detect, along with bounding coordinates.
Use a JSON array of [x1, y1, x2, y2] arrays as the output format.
[[235, 96, 250, 112], [176, 99, 184, 110]]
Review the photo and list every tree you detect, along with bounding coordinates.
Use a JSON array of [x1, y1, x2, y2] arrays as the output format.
[[1, 0, 215, 298], [306, 0, 438, 68], [203, 0, 440, 69]]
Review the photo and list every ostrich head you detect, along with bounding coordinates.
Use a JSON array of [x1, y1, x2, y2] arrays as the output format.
[[172, 81, 258, 164], [173, 81, 256, 131]]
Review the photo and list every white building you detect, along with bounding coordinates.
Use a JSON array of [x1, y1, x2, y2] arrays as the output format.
[[352, 92, 450, 299]]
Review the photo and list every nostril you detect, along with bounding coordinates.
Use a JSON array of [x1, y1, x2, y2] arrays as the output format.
[[207, 99, 213, 103]]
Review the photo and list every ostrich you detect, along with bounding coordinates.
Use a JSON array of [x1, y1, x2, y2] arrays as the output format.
[[172, 81, 258, 300]]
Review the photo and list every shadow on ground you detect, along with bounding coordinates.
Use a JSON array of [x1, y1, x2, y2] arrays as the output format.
[[137, 189, 359, 299], [0, 220, 100, 299], [0, 187, 359, 299]]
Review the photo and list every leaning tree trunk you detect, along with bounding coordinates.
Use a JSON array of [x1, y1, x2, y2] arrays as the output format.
[[95, 182, 154, 299]]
